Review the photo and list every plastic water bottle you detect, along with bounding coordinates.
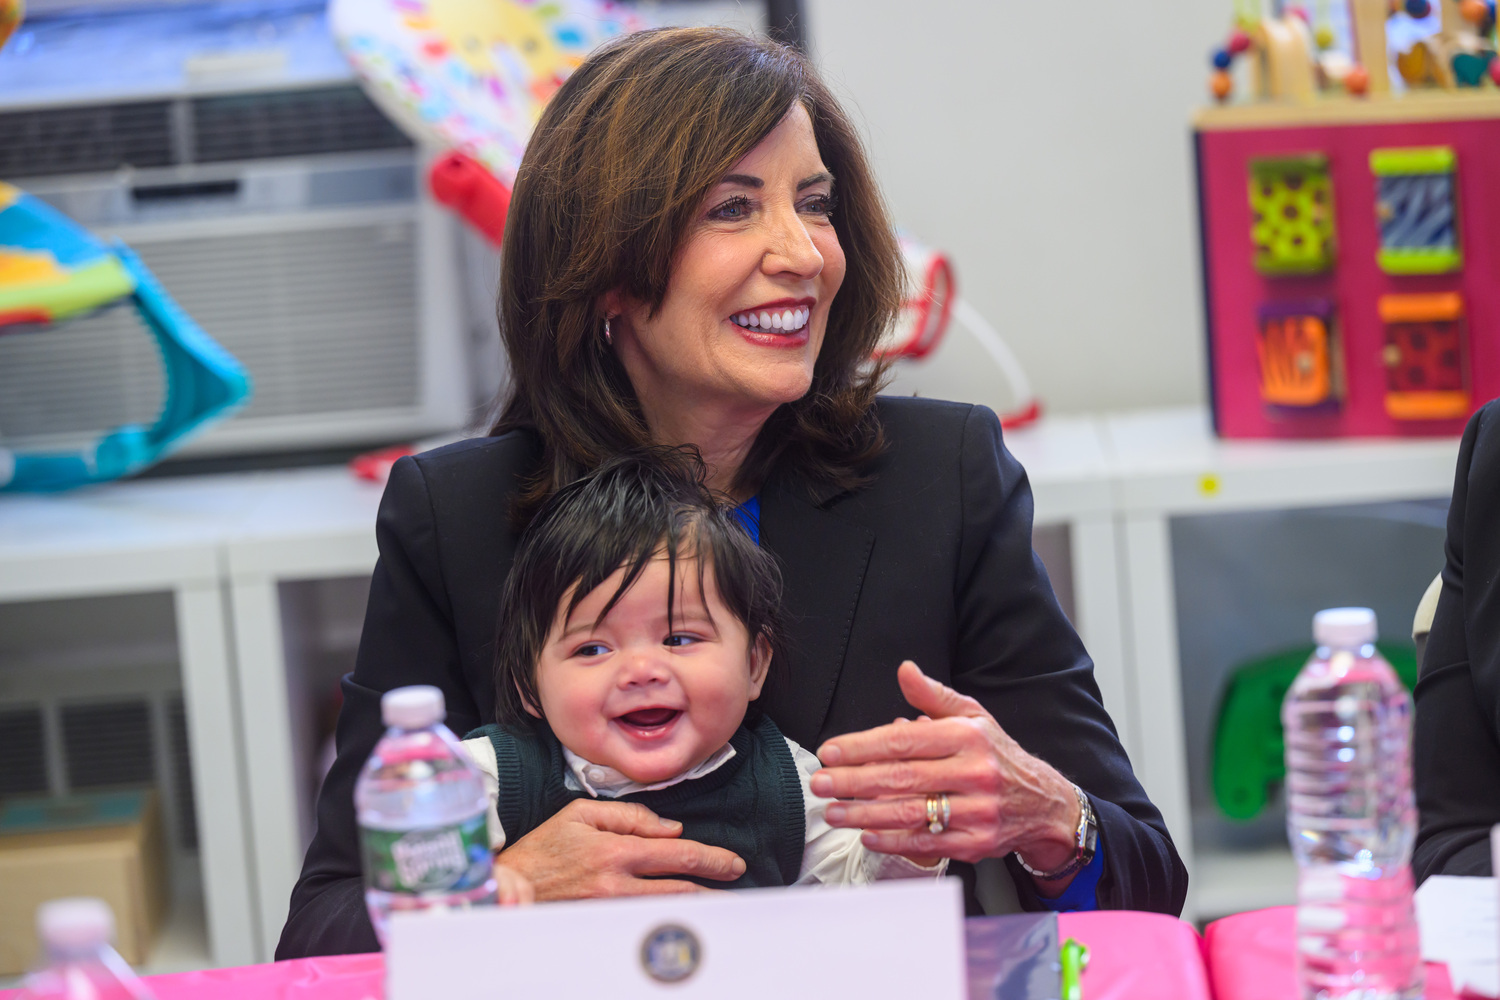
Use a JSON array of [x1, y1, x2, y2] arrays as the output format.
[[20, 898, 156, 1000], [357, 685, 497, 944], [1283, 608, 1423, 1000]]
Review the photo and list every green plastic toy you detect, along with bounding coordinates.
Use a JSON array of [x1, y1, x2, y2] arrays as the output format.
[[1211, 643, 1418, 820]]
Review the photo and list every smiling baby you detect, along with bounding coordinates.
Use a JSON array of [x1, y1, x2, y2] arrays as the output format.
[[460, 448, 945, 888]]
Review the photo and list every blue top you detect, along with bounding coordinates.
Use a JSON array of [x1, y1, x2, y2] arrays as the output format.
[[731, 494, 761, 545], [1032, 847, 1103, 912], [734, 490, 1101, 912]]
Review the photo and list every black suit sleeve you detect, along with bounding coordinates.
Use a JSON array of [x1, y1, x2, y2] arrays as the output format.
[[1414, 402, 1500, 881], [950, 405, 1188, 915], [276, 455, 484, 958]]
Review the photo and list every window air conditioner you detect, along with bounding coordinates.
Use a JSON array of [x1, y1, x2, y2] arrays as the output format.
[[0, 2, 482, 460]]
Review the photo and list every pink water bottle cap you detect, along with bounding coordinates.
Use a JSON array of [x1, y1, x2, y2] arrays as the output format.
[[1313, 607, 1378, 648], [37, 898, 114, 951], [382, 685, 445, 729]]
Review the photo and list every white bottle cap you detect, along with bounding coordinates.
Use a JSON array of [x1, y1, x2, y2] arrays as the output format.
[[36, 898, 114, 951], [381, 685, 445, 729], [1313, 607, 1378, 648]]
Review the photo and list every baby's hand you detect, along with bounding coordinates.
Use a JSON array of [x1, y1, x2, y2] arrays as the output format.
[[495, 862, 536, 906]]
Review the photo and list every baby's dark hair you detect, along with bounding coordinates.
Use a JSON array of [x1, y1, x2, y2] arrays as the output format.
[[493, 447, 785, 726]]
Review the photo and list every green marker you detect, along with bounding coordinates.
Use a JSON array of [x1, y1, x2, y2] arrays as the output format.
[[1060, 937, 1090, 1000]]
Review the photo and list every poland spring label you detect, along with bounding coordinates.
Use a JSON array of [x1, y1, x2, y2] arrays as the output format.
[[361, 812, 491, 894]]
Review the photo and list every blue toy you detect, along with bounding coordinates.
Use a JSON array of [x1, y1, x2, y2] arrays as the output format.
[[0, 189, 251, 491], [0, 0, 251, 492]]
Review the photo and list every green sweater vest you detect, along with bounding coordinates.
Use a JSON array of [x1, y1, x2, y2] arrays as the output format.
[[466, 711, 806, 888]]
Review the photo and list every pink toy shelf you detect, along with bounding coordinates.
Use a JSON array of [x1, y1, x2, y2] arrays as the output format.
[[1197, 94, 1500, 438]]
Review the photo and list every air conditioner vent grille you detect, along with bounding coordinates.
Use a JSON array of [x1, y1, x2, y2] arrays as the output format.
[[0, 86, 412, 179], [0, 303, 166, 439], [61, 700, 156, 790], [0, 706, 49, 797], [0, 101, 174, 178], [140, 223, 421, 419], [192, 86, 412, 163], [0, 219, 420, 444]]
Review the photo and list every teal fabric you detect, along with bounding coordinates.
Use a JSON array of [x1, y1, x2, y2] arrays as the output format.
[[467, 710, 805, 888]]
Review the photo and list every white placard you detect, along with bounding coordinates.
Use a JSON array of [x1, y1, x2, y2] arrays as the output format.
[[1415, 874, 1499, 998], [386, 878, 966, 1000]]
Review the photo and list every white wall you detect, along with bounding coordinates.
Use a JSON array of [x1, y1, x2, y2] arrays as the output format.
[[808, 1, 1229, 414]]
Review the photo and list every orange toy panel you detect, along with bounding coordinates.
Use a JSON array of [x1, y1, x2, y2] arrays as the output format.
[[1379, 293, 1469, 420], [1256, 300, 1340, 410]]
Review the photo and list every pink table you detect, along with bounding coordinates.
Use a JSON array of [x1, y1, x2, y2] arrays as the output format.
[[1054, 911, 1209, 1000], [1205, 905, 1460, 1000], [1, 911, 1206, 999]]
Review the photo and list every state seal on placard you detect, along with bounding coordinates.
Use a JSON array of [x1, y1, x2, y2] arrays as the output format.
[[640, 923, 702, 983]]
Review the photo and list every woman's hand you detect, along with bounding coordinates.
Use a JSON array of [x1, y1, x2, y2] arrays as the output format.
[[812, 661, 1084, 895], [494, 863, 535, 906], [496, 798, 747, 900]]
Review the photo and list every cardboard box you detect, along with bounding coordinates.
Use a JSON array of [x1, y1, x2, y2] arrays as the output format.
[[0, 790, 168, 974]]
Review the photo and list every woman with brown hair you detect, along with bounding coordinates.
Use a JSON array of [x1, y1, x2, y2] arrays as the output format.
[[278, 26, 1185, 957]]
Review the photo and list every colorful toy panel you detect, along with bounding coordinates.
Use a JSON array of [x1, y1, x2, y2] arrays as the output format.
[[1200, 1, 1500, 438], [1249, 156, 1336, 276], [1197, 103, 1500, 438], [1379, 291, 1469, 419], [1256, 300, 1341, 412], [1371, 146, 1462, 274]]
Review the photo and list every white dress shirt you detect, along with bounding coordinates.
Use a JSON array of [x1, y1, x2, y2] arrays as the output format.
[[460, 732, 947, 886]]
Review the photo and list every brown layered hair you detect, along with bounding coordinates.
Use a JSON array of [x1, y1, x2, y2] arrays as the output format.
[[491, 27, 903, 523]]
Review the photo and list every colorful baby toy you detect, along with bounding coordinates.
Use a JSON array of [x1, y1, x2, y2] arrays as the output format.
[[0, 185, 251, 490], [0, 0, 250, 490], [329, 0, 639, 241], [1196, 0, 1500, 439], [1209, 0, 1497, 101]]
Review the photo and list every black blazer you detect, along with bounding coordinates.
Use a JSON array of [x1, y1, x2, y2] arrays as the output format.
[[277, 397, 1187, 957], [1415, 398, 1500, 880]]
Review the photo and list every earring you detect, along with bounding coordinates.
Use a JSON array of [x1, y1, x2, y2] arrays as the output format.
[[603, 317, 613, 346]]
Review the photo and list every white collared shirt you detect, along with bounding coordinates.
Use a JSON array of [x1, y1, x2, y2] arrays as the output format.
[[560, 742, 739, 798], [460, 733, 947, 886]]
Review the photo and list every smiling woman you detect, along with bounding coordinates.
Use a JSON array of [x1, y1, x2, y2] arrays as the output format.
[[277, 26, 1185, 960], [493, 28, 899, 513], [601, 107, 847, 497]]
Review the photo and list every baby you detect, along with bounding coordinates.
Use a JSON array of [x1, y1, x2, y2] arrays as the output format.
[[461, 449, 945, 887]]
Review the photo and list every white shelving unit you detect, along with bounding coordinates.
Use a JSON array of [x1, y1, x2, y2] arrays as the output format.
[[0, 476, 266, 969], [224, 469, 383, 960], [1102, 406, 1461, 921], [1003, 415, 1135, 764]]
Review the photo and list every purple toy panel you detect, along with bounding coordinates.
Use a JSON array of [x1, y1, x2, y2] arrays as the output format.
[[1197, 113, 1500, 438]]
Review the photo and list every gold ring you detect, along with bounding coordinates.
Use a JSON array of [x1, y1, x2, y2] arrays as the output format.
[[925, 793, 950, 835]]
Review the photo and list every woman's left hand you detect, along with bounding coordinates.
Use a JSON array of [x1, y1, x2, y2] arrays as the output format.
[[812, 661, 1083, 889]]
